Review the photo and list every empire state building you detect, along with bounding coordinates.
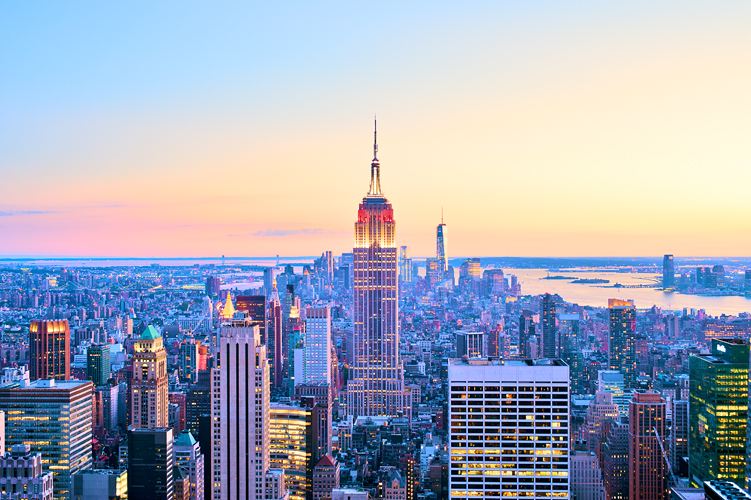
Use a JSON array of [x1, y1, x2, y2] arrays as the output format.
[[347, 122, 405, 418]]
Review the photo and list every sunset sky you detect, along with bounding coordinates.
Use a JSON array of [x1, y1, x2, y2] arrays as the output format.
[[3, 2, 751, 258]]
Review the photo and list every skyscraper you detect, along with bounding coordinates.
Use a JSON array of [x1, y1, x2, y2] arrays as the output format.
[[690, 338, 749, 488], [628, 391, 667, 500], [399, 246, 412, 284], [128, 427, 174, 500], [662, 255, 675, 289], [448, 358, 570, 498], [236, 295, 267, 344], [29, 319, 70, 381], [87, 344, 111, 386], [608, 299, 637, 389], [541, 293, 557, 358], [518, 310, 535, 359], [436, 213, 447, 276], [0, 379, 93, 500], [347, 122, 404, 418], [212, 315, 283, 500], [179, 338, 200, 384], [268, 292, 283, 389], [304, 306, 332, 385], [131, 325, 169, 429], [174, 429, 205, 500], [269, 403, 314, 500]]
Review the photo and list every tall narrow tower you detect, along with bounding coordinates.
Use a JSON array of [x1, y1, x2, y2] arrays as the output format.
[[347, 121, 404, 417], [436, 210, 447, 276]]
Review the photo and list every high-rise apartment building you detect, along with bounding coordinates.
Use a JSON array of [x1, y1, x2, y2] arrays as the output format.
[[0, 379, 93, 500], [518, 311, 536, 359], [628, 391, 667, 500], [269, 403, 314, 500], [448, 358, 570, 499], [29, 320, 70, 381], [87, 344, 111, 386], [128, 427, 174, 500], [436, 215, 447, 276], [663, 255, 675, 289], [212, 316, 283, 500], [347, 123, 405, 418], [541, 293, 557, 358], [689, 338, 749, 488], [608, 299, 636, 389], [304, 307, 332, 385], [130, 326, 169, 429]]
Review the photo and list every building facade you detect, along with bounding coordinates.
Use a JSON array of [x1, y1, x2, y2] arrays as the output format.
[[130, 325, 169, 429], [304, 307, 332, 385], [448, 358, 570, 499], [540, 293, 557, 358], [0, 379, 93, 500], [29, 320, 70, 381], [689, 339, 749, 488], [347, 124, 404, 418], [128, 427, 174, 500], [628, 391, 667, 500], [87, 344, 111, 386], [0, 444, 54, 500]]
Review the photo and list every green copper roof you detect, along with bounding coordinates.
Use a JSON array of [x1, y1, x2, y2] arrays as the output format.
[[175, 430, 197, 447], [140, 325, 161, 340]]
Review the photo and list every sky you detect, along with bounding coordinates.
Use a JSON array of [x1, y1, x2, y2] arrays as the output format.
[[3, 2, 751, 258]]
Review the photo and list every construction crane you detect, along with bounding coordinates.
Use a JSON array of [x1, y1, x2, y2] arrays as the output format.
[[653, 426, 678, 486]]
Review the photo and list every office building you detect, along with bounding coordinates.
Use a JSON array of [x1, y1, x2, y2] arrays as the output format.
[[570, 449, 606, 500], [628, 391, 667, 500], [304, 307, 332, 385], [29, 320, 70, 381], [399, 246, 412, 284], [269, 403, 314, 500], [663, 255, 675, 289], [179, 338, 200, 384], [174, 430, 204, 500], [71, 469, 128, 500], [128, 427, 173, 500], [268, 291, 283, 389], [608, 299, 637, 389], [670, 400, 689, 475], [704, 480, 751, 500], [425, 258, 441, 287], [0, 379, 93, 500], [130, 326, 169, 429], [541, 293, 557, 358], [205, 276, 221, 298], [347, 123, 405, 418], [448, 358, 570, 498], [212, 315, 283, 500], [87, 344, 111, 386], [455, 331, 484, 359], [689, 339, 749, 488], [598, 370, 631, 416], [518, 311, 536, 359], [312, 455, 339, 500], [236, 295, 267, 344], [436, 214, 447, 276], [94, 384, 119, 432]]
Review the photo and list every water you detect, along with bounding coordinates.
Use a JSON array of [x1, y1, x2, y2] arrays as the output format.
[[508, 268, 751, 316]]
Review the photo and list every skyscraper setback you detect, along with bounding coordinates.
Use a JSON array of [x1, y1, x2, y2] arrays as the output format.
[[347, 123, 404, 418]]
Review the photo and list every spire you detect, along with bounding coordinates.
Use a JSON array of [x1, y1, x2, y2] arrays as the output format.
[[367, 116, 383, 196], [441, 207, 444, 225]]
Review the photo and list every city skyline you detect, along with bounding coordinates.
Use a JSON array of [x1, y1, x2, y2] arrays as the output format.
[[4, 3, 751, 257]]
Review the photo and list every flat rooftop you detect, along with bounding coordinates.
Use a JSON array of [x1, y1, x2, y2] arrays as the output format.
[[448, 357, 568, 367]]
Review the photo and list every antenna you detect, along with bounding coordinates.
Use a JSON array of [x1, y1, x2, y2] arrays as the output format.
[[373, 115, 378, 160]]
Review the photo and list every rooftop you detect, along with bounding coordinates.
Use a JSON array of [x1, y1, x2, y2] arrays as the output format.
[[140, 325, 160, 340], [448, 357, 568, 367]]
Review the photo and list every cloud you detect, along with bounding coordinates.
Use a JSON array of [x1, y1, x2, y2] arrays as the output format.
[[0, 210, 57, 216], [228, 228, 346, 237]]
